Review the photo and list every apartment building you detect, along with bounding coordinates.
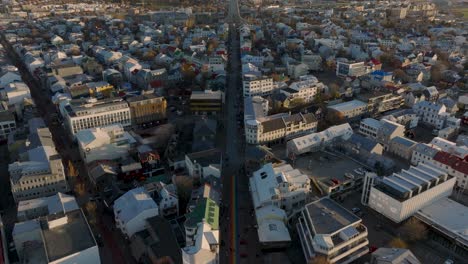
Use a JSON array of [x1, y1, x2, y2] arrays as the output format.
[[61, 97, 131, 135], [411, 143, 440, 166], [127, 94, 167, 126], [242, 74, 274, 97], [359, 118, 382, 139], [245, 112, 317, 145], [9, 127, 69, 203], [367, 163, 455, 223], [357, 92, 403, 116], [281, 75, 325, 103], [412, 101, 447, 129], [297, 198, 369, 264], [430, 151, 468, 191], [249, 163, 311, 216]]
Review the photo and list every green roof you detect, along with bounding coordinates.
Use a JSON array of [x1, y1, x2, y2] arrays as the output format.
[[185, 197, 219, 230]]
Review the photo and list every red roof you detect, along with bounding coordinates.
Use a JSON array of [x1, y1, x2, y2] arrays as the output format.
[[434, 151, 468, 175]]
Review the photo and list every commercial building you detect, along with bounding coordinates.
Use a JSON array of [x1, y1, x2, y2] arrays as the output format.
[[61, 97, 131, 135], [287, 123, 353, 156], [242, 74, 274, 97], [17, 192, 78, 222], [9, 127, 69, 203], [12, 209, 100, 264], [76, 124, 136, 164], [327, 100, 367, 119], [127, 94, 167, 126], [367, 163, 456, 223], [297, 198, 369, 264], [249, 163, 311, 216], [190, 90, 223, 116], [415, 198, 468, 259], [114, 187, 159, 238]]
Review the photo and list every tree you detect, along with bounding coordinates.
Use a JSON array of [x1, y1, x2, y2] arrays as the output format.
[[431, 63, 448, 83], [388, 237, 408, 249], [393, 69, 410, 83], [288, 98, 306, 109], [401, 218, 428, 242], [326, 110, 345, 125], [328, 83, 341, 99], [85, 201, 97, 226], [308, 255, 329, 264]]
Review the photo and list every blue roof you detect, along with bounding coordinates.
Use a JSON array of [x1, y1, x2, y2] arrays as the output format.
[[391, 136, 417, 148], [371, 70, 392, 76]]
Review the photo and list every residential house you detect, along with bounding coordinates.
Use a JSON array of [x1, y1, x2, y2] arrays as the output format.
[[113, 187, 159, 238]]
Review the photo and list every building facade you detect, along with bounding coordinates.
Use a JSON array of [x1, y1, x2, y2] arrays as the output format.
[[127, 94, 167, 126], [242, 74, 274, 97]]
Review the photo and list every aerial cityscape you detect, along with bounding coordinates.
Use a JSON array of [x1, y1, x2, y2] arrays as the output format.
[[0, 0, 467, 263]]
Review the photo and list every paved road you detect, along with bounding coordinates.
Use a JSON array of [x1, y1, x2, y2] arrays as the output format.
[[0, 34, 135, 264], [219, 1, 262, 263]]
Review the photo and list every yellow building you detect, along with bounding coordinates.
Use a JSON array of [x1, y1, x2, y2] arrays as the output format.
[[127, 94, 167, 125]]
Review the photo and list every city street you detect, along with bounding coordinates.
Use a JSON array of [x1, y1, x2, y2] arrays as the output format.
[[219, 1, 262, 263], [0, 33, 135, 264]]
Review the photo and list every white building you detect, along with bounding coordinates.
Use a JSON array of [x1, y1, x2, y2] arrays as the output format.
[[242, 74, 274, 97], [429, 137, 468, 159], [12, 209, 100, 264], [182, 222, 219, 264], [359, 118, 382, 139], [287, 123, 353, 156], [61, 97, 131, 135], [0, 82, 31, 106], [114, 187, 159, 238], [336, 61, 367, 77], [411, 143, 440, 166], [297, 198, 369, 264], [281, 75, 325, 103], [75, 124, 136, 164], [244, 110, 317, 145], [327, 100, 367, 119], [431, 151, 468, 191], [9, 127, 69, 203], [368, 163, 456, 223], [412, 101, 447, 129], [17, 192, 78, 222], [255, 205, 291, 249], [249, 163, 311, 215]]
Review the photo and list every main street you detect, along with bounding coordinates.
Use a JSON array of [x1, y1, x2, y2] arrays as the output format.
[[0, 34, 135, 264], [219, 0, 262, 263]]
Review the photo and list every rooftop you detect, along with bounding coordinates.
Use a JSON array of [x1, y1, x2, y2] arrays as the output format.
[[304, 197, 360, 235], [114, 187, 158, 224], [416, 198, 468, 247], [185, 198, 219, 230], [42, 210, 96, 262], [327, 99, 367, 113]]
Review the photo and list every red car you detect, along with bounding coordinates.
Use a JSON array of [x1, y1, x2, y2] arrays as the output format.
[[240, 239, 247, 245], [369, 246, 378, 253]]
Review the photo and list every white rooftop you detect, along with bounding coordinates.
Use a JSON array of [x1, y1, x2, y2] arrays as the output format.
[[255, 205, 291, 243], [416, 198, 468, 247], [328, 100, 367, 113], [17, 192, 78, 218], [361, 118, 383, 129], [114, 187, 158, 224]]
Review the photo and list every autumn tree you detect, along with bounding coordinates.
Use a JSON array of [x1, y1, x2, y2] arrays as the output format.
[[326, 110, 345, 125], [389, 237, 408, 248], [308, 255, 329, 264], [393, 69, 410, 83], [400, 218, 428, 242], [431, 63, 448, 83], [328, 83, 341, 99]]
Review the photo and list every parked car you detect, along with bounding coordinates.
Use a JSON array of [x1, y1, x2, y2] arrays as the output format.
[[352, 207, 361, 213]]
